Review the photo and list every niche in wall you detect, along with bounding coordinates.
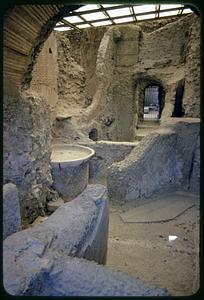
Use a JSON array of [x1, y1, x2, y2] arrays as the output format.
[[172, 79, 185, 117]]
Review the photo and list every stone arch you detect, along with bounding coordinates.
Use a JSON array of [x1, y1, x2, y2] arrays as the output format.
[[3, 4, 81, 95], [133, 73, 166, 122]]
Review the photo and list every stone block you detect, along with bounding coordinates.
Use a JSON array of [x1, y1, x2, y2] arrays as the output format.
[[3, 183, 21, 239]]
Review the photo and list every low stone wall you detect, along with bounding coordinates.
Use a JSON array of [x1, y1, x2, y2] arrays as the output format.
[[3, 185, 169, 296], [107, 118, 200, 202], [81, 140, 138, 183]]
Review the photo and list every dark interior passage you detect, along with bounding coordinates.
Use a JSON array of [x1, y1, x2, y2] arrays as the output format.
[[172, 79, 185, 117]]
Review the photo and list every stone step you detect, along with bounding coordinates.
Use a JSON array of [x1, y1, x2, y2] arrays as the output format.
[[135, 124, 159, 141], [138, 120, 160, 127], [137, 123, 160, 130]]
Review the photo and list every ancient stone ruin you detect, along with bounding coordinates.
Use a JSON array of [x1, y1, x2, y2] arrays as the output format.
[[3, 4, 200, 297]]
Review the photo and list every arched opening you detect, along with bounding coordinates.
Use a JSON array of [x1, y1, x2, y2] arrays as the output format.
[[143, 84, 165, 120], [143, 85, 159, 120]]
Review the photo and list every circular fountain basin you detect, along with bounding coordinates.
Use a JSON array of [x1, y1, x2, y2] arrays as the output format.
[[51, 144, 95, 201]]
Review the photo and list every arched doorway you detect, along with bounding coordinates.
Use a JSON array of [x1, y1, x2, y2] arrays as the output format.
[[143, 85, 164, 120]]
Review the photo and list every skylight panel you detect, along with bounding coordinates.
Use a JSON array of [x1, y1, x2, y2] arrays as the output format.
[[182, 8, 193, 14], [102, 4, 121, 8], [134, 5, 156, 14], [114, 17, 134, 24], [54, 27, 71, 31], [82, 12, 108, 21], [77, 24, 91, 28], [159, 10, 180, 17], [160, 4, 183, 10], [64, 16, 82, 23], [75, 5, 99, 12], [136, 13, 156, 20], [91, 20, 112, 27], [108, 7, 131, 18]]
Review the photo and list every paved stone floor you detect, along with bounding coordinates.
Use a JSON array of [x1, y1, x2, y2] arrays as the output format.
[[107, 192, 200, 296]]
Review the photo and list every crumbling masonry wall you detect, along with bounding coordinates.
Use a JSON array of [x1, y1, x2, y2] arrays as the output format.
[[54, 14, 200, 142], [31, 32, 59, 126], [3, 91, 53, 226], [3, 5, 81, 227]]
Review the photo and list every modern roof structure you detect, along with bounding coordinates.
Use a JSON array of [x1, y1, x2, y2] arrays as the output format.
[[54, 4, 193, 31]]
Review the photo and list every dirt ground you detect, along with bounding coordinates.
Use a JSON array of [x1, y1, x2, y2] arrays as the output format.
[[106, 197, 200, 296]]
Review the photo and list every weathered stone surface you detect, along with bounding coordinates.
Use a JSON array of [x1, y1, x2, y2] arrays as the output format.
[[189, 134, 200, 192], [3, 91, 53, 226], [107, 119, 200, 201], [3, 185, 169, 296], [47, 198, 64, 212], [26, 255, 169, 296], [3, 183, 21, 239]]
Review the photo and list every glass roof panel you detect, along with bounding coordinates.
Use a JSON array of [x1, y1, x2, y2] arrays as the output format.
[[54, 27, 71, 31], [114, 17, 134, 24], [75, 5, 99, 12], [160, 4, 182, 10], [54, 4, 195, 31], [77, 24, 91, 28], [64, 16, 82, 23], [82, 12, 108, 21], [160, 10, 180, 17], [91, 20, 112, 27], [108, 7, 131, 17], [102, 4, 121, 8], [134, 5, 156, 14], [182, 8, 193, 14], [137, 13, 156, 20]]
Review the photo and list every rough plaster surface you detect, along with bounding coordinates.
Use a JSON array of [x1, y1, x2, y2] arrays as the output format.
[[107, 119, 200, 202], [3, 91, 53, 226], [3, 185, 169, 296], [3, 183, 21, 240]]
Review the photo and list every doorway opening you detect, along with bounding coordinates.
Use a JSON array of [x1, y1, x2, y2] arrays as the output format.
[[143, 85, 162, 120]]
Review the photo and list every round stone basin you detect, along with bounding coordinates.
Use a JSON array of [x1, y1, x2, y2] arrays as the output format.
[[51, 144, 95, 167], [50, 144, 95, 201]]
